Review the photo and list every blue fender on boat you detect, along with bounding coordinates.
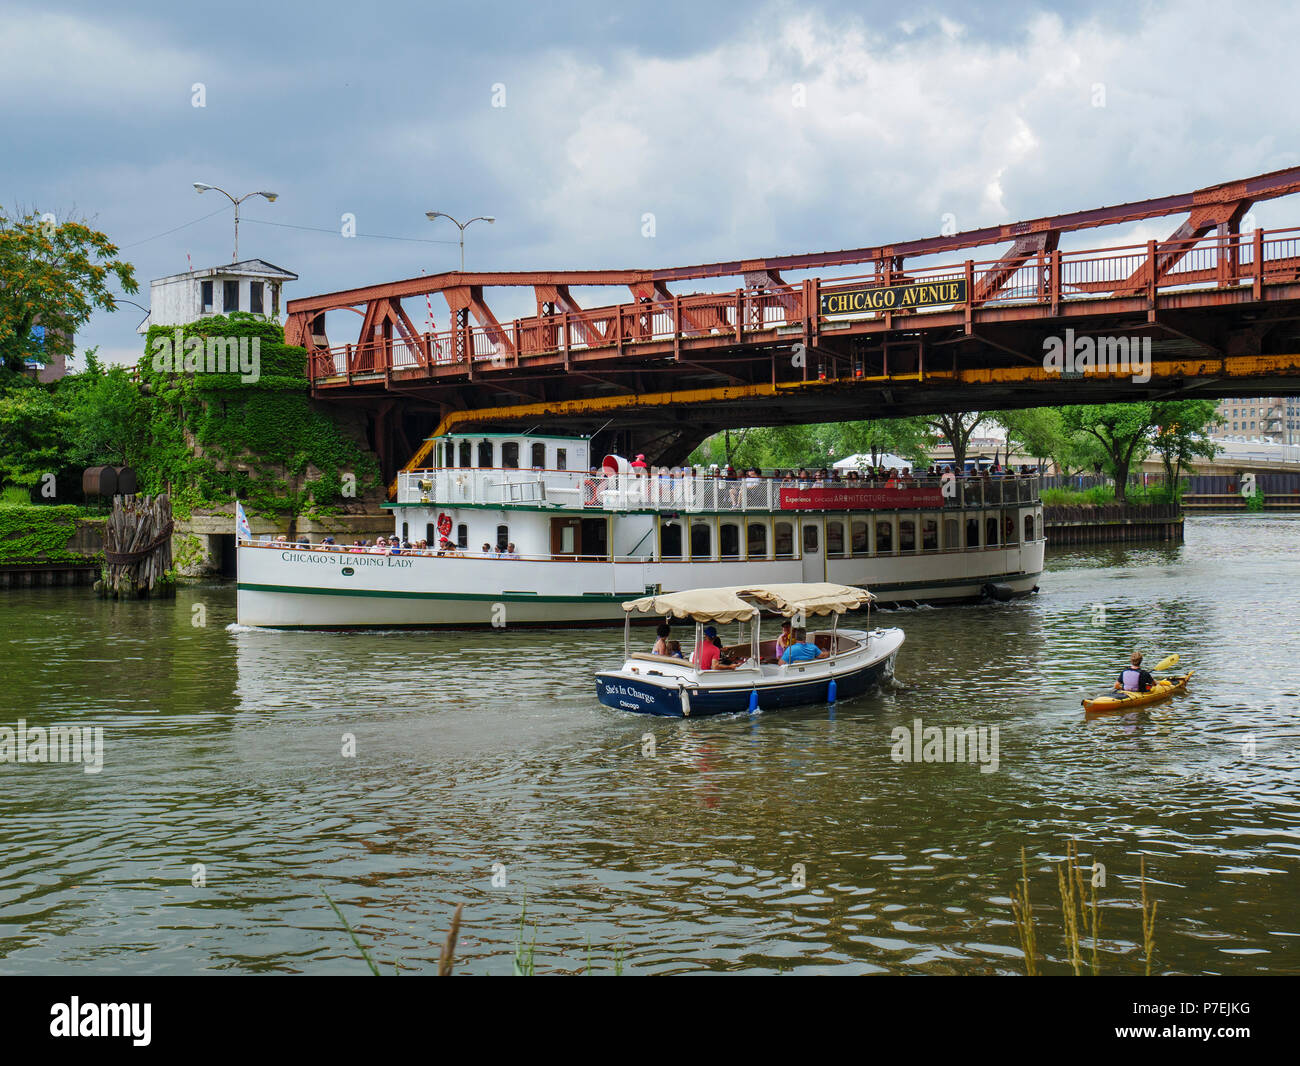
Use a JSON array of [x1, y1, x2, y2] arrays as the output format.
[[748, 689, 759, 713], [828, 679, 837, 704]]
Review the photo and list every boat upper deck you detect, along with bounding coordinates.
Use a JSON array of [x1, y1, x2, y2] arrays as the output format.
[[392, 467, 1041, 513]]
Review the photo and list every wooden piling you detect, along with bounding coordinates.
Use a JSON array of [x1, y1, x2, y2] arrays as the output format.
[[96, 494, 176, 598]]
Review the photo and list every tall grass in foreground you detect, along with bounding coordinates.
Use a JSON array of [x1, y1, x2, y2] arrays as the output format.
[[326, 891, 624, 974], [1009, 842, 1158, 976]]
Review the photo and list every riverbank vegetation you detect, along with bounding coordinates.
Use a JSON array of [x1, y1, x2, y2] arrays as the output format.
[[691, 400, 1222, 506]]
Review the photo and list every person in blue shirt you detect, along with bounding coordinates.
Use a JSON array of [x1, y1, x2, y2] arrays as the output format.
[[780, 628, 827, 664]]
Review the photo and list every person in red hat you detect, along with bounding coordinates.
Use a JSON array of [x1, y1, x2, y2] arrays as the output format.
[[631, 453, 649, 476]]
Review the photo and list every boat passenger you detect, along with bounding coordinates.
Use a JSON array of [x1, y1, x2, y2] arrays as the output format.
[[481, 542, 493, 557], [775, 620, 795, 656], [780, 628, 828, 664], [1115, 652, 1155, 693], [504, 542, 519, 559], [653, 623, 672, 656], [692, 626, 737, 670], [667, 640, 684, 659], [631, 453, 649, 475]]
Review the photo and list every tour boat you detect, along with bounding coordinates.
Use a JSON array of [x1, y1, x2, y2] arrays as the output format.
[[235, 431, 1045, 629], [595, 583, 903, 717]]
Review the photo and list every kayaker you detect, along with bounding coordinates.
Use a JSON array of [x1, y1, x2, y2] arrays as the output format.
[[1115, 652, 1156, 693]]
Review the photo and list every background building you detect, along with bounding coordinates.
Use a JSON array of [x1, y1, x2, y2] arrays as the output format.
[[138, 259, 297, 333]]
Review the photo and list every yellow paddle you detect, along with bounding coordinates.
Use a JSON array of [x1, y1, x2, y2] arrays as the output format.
[[1153, 653, 1179, 672]]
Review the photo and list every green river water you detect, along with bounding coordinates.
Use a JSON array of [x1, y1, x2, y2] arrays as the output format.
[[0, 514, 1296, 974]]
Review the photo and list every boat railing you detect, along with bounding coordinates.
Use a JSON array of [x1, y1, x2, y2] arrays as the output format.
[[394, 469, 1041, 512]]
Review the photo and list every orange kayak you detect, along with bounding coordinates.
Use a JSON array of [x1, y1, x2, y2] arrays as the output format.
[[1082, 671, 1194, 714]]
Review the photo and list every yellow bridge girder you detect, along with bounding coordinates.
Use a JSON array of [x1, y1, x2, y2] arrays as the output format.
[[388, 353, 1300, 493]]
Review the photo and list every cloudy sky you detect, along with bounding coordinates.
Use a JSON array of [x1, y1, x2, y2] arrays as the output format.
[[4, 0, 1298, 363]]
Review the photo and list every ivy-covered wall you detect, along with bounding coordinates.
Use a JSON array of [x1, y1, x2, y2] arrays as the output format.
[[0, 504, 103, 565], [138, 315, 381, 520]]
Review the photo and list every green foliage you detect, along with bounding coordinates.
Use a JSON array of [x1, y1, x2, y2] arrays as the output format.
[[0, 503, 102, 564], [925, 411, 984, 470], [0, 206, 136, 375], [0, 381, 73, 488], [1041, 483, 1182, 507], [689, 418, 934, 470], [1246, 489, 1266, 512], [1060, 403, 1158, 501], [135, 316, 381, 519], [1151, 399, 1222, 486]]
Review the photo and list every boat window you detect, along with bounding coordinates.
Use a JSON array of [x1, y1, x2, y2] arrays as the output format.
[[826, 520, 845, 557], [1024, 514, 1034, 542], [402, 522, 409, 541], [944, 518, 959, 549], [531, 442, 546, 468], [803, 524, 819, 552], [720, 523, 741, 559], [660, 521, 683, 559], [1036, 515, 1043, 540], [477, 440, 494, 468], [899, 519, 916, 553], [1004, 514, 1018, 544], [690, 522, 712, 559], [774, 521, 794, 558], [426, 522, 435, 544], [501, 442, 519, 469], [746, 522, 767, 558], [556, 448, 567, 471], [851, 520, 868, 556], [966, 517, 980, 547], [922, 518, 938, 551], [986, 516, 1000, 546], [496, 525, 509, 550], [457, 523, 468, 549], [875, 520, 893, 553], [458, 441, 472, 467]]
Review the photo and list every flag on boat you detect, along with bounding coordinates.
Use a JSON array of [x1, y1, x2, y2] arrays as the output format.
[[235, 501, 252, 542]]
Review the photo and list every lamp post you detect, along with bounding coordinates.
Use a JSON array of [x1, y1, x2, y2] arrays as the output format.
[[193, 183, 278, 262], [425, 211, 495, 271]]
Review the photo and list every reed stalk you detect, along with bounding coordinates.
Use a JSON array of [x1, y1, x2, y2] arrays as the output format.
[[1140, 856, 1158, 976], [1010, 846, 1039, 976]]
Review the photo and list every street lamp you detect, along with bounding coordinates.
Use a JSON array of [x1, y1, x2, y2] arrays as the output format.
[[425, 211, 495, 271], [194, 183, 279, 262]]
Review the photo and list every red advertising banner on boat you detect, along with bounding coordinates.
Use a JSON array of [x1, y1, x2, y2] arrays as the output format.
[[779, 486, 945, 510]]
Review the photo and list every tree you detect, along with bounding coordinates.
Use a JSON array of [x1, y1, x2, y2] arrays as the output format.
[[992, 408, 1064, 470], [0, 207, 136, 374], [1060, 403, 1158, 501], [65, 355, 149, 468], [827, 417, 935, 469], [0, 382, 74, 492], [1151, 399, 1222, 490], [926, 411, 984, 471]]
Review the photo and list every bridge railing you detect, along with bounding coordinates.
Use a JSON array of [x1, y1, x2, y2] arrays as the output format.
[[308, 225, 1300, 383], [394, 469, 1040, 512]]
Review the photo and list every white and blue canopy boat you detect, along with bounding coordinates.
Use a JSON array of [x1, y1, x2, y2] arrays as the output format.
[[595, 582, 904, 717]]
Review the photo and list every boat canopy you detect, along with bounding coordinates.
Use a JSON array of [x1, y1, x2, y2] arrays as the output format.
[[621, 582, 874, 623]]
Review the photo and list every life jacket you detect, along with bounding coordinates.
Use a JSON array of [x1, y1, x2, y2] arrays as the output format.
[[1120, 667, 1146, 692]]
